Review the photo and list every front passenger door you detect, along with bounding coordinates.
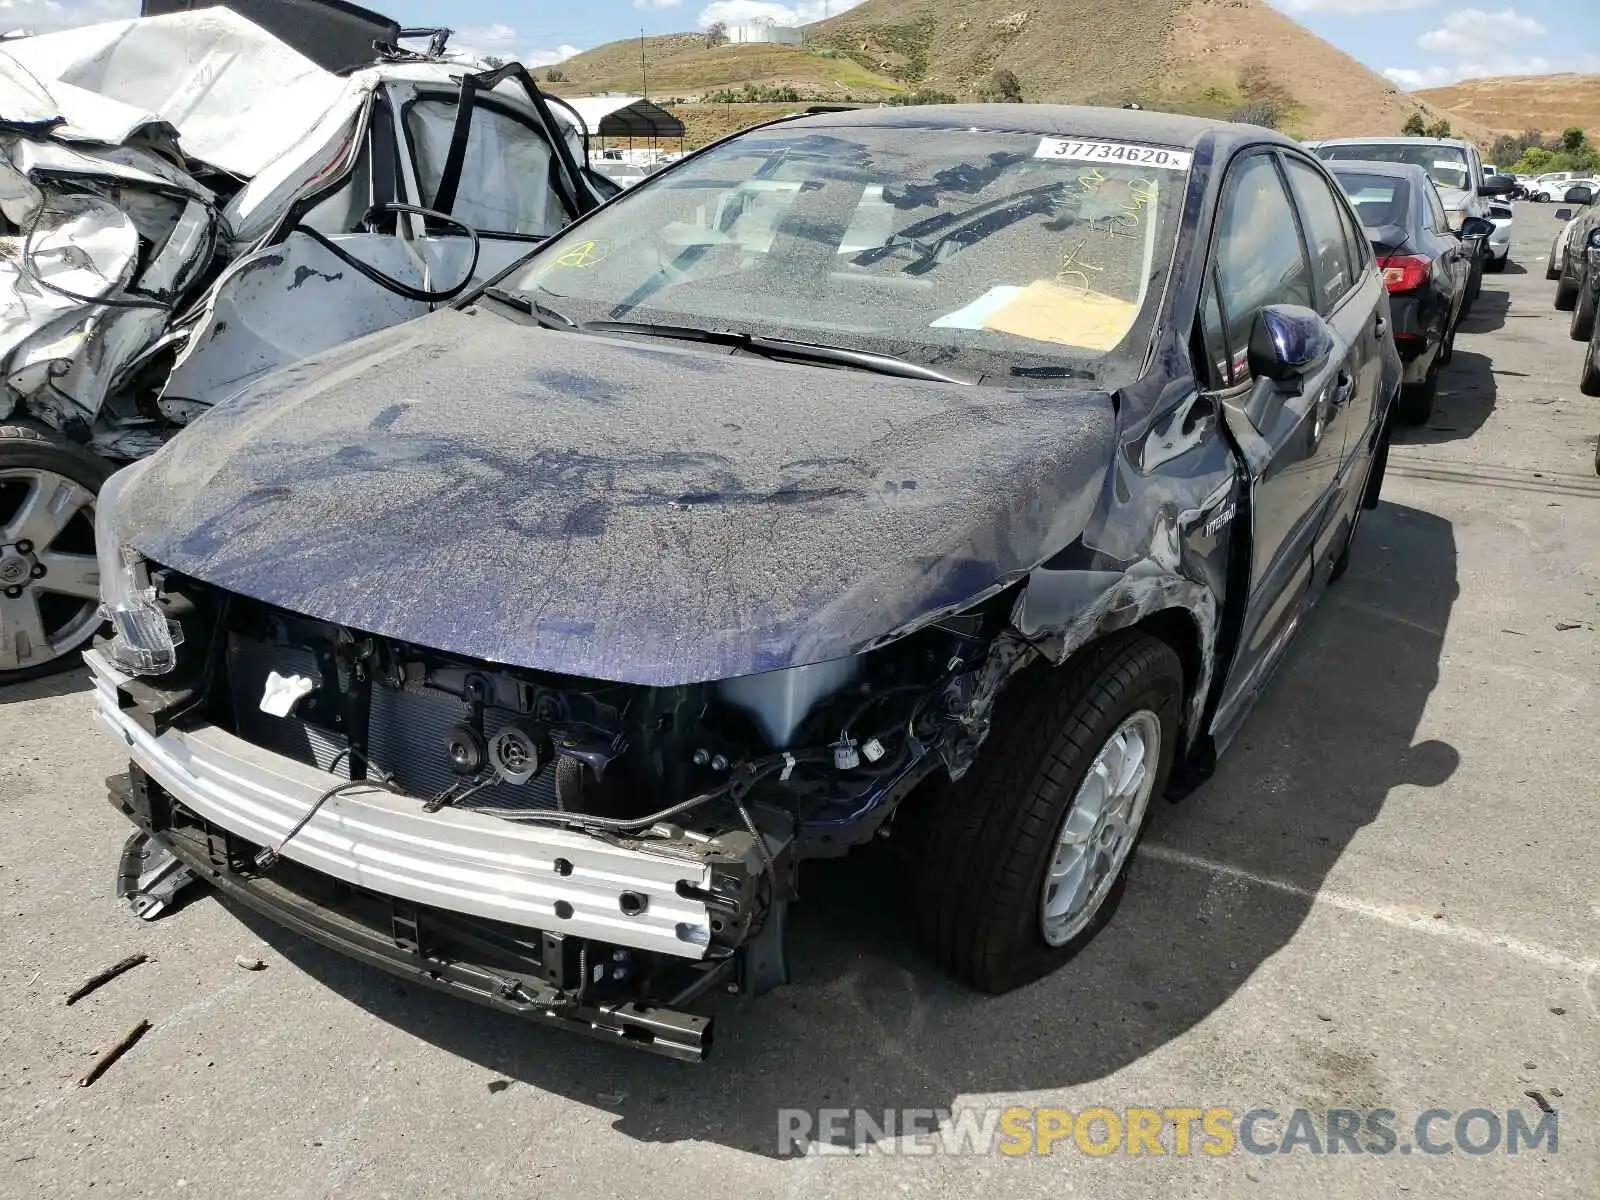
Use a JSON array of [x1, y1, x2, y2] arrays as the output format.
[[1205, 151, 1349, 733]]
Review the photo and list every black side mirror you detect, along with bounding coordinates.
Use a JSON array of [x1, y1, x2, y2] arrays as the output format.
[[1459, 216, 1495, 239], [1562, 186, 1594, 205], [1248, 304, 1334, 385], [1480, 174, 1517, 197], [1555, 208, 1574, 221]]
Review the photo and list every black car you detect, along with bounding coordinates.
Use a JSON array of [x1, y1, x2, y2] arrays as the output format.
[[91, 105, 1400, 1060], [1329, 160, 1489, 423], [1551, 182, 1599, 313]]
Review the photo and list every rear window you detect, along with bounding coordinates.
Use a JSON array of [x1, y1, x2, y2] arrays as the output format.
[[1318, 143, 1471, 194], [1332, 172, 1409, 229]]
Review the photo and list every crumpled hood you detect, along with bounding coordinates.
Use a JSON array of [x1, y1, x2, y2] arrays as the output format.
[[111, 307, 1116, 684]]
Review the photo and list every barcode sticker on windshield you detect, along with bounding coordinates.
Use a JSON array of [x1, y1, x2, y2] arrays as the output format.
[[1035, 138, 1192, 171]]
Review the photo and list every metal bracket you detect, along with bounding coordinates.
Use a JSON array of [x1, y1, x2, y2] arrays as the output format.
[[739, 897, 789, 998], [116, 830, 198, 922]]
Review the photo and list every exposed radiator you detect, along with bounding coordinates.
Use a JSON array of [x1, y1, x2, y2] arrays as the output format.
[[227, 635, 558, 815]]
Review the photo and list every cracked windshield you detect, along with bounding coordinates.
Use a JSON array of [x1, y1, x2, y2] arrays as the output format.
[[510, 125, 1187, 385]]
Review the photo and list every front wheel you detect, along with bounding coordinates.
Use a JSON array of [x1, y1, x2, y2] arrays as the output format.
[[1581, 332, 1600, 398], [0, 422, 109, 686], [909, 632, 1182, 993], [1555, 274, 1579, 311]]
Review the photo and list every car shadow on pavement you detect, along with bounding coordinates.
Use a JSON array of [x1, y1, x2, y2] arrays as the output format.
[[0, 666, 92, 705], [1396, 349, 1497, 445], [235, 501, 1459, 1159], [1457, 289, 1510, 334], [1495, 260, 1528, 276]]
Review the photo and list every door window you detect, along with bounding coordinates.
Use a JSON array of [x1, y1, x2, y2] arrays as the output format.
[[405, 99, 570, 237], [1284, 158, 1356, 312], [1424, 182, 1449, 233], [1213, 154, 1315, 380]]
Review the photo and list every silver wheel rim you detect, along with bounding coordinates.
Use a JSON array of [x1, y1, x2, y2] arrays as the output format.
[[1040, 709, 1161, 947], [0, 466, 100, 675]]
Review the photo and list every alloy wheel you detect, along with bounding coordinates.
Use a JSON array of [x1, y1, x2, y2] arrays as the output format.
[[0, 467, 101, 675], [1039, 709, 1161, 947]]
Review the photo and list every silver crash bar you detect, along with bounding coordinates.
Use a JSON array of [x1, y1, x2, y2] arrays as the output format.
[[86, 649, 716, 958]]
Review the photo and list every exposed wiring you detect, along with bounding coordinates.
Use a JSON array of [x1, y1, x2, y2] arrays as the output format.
[[288, 203, 481, 304]]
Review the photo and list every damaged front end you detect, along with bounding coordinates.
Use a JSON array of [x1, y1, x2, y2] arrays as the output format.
[[95, 563, 1036, 1060]]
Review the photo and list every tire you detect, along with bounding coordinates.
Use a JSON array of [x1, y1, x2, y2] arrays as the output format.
[[1581, 335, 1600, 398], [1555, 274, 1579, 311], [1397, 359, 1439, 425], [1437, 318, 1456, 368], [1547, 247, 1563, 280], [1571, 280, 1598, 341], [909, 632, 1183, 994], [1485, 251, 1506, 274], [0, 421, 110, 686]]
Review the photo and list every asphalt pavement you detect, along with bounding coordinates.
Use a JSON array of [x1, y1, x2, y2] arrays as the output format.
[[1, 214, 1596, 1199]]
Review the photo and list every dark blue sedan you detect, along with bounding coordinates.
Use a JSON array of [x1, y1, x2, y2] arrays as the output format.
[[91, 105, 1401, 1060]]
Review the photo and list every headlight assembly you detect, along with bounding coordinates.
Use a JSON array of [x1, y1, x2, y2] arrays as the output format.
[[95, 467, 182, 676]]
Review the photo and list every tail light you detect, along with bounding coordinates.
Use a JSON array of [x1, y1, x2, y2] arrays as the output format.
[[1377, 254, 1430, 294]]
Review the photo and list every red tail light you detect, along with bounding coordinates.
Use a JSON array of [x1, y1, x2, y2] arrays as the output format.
[[1377, 254, 1430, 294]]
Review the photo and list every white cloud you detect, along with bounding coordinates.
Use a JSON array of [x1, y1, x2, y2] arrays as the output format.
[[448, 25, 580, 68], [0, 0, 136, 32], [634, 0, 683, 9], [1274, 0, 1433, 12], [1383, 52, 1600, 89], [697, 0, 866, 29], [1415, 7, 1544, 56]]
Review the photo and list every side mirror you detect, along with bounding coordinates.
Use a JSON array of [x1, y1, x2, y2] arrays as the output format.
[[1562, 186, 1594, 205], [1480, 174, 1517, 197], [1459, 215, 1495, 239], [1248, 304, 1334, 385], [1555, 208, 1574, 221]]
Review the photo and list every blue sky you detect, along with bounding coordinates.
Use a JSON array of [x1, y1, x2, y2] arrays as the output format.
[[7, 0, 1599, 91]]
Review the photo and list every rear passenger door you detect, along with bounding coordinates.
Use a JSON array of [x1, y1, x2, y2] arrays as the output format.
[[1202, 150, 1350, 730], [1280, 153, 1385, 568]]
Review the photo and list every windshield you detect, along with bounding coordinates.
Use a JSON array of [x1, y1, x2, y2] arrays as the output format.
[[505, 125, 1189, 386], [1331, 171, 1410, 229], [1317, 143, 1471, 194]]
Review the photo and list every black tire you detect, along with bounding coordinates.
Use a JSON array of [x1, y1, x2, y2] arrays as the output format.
[[1397, 361, 1439, 425], [1571, 281, 1598, 341], [1555, 275, 1579, 311], [909, 632, 1183, 993], [1437, 319, 1456, 368], [1547, 246, 1563, 280], [0, 421, 111, 686], [1467, 255, 1483, 303], [1581, 336, 1600, 398], [1485, 251, 1506, 274]]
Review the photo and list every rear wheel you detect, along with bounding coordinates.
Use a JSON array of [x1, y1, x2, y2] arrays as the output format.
[[909, 632, 1182, 993], [1571, 280, 1598, 341], [1555, 274, 1579, 311], [1581, 333, 1600, 398], [1547, 244, 1563, 280], [0, 423, 109, 686]]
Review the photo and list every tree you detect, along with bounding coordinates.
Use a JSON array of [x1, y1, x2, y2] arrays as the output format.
[[1517, 146, 1554, 173], [1425, 117, 1451, 139], [704, 21, 729, 48], [1229, 101, 1281, 130], [981, 68, 1023, 103], [1401, 112, 1427, 137], [1562, 126, 1586, 153]]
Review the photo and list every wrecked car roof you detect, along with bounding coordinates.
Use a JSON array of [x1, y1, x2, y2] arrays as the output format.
[[109, 309, 1116, 685], [782, 103, 1291, 153]]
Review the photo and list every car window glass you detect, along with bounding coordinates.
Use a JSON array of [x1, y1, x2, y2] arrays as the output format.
[[1337, 193, 1370, 274], [1425, 183, 1449, 233], [1214, 154, 1315, 379], [1197, 277, 1231, 388], [406, 99, 569, 237], [1284, 158, 1356, 312]]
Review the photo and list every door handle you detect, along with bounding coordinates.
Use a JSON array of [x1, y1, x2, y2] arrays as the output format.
[[1332, 370, 1356, 407], [1374, 314, 1388, 338]]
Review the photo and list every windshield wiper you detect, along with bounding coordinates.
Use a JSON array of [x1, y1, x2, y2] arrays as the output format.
[[482, 286, 575, 331], [581, 320, 980, 385]]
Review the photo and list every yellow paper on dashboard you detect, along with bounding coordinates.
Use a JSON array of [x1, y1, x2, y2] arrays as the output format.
[[982, 281, 1138, 352]]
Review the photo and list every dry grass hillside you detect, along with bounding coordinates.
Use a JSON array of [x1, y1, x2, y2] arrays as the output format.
[[552, 0, 1485, 146], [1417, 74, 1600, 136]]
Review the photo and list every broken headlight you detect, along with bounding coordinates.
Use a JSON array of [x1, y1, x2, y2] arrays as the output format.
[[95, 468, 183, 676]]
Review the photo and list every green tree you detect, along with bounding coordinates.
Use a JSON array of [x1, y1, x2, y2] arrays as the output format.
[[1516, 146, 1555, 173], [1562, 126, 1586, 152], [980, 68, 1023, 103], [1401, 112, 1427, 136], [1425, 118, 1452, 139]]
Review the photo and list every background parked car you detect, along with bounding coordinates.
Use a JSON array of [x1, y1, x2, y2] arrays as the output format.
[[1486, 200, 1515, 270], [1329, 160, 1485, 422], [1307, 137, 1514, 316], [1549, 183, 1599, 311]]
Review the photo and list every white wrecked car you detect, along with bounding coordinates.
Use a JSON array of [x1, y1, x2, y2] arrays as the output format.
[[0, 3, 603, 682]]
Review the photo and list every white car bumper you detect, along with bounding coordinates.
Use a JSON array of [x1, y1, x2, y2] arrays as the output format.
[[1489, 220, 1513, 261], [88, 647, 719, 960]]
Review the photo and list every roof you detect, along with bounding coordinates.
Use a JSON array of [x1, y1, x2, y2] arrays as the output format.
[[559, 95, 685, 139], [781, 104, 1296, 152], [1311, 136, 1476, 152]]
